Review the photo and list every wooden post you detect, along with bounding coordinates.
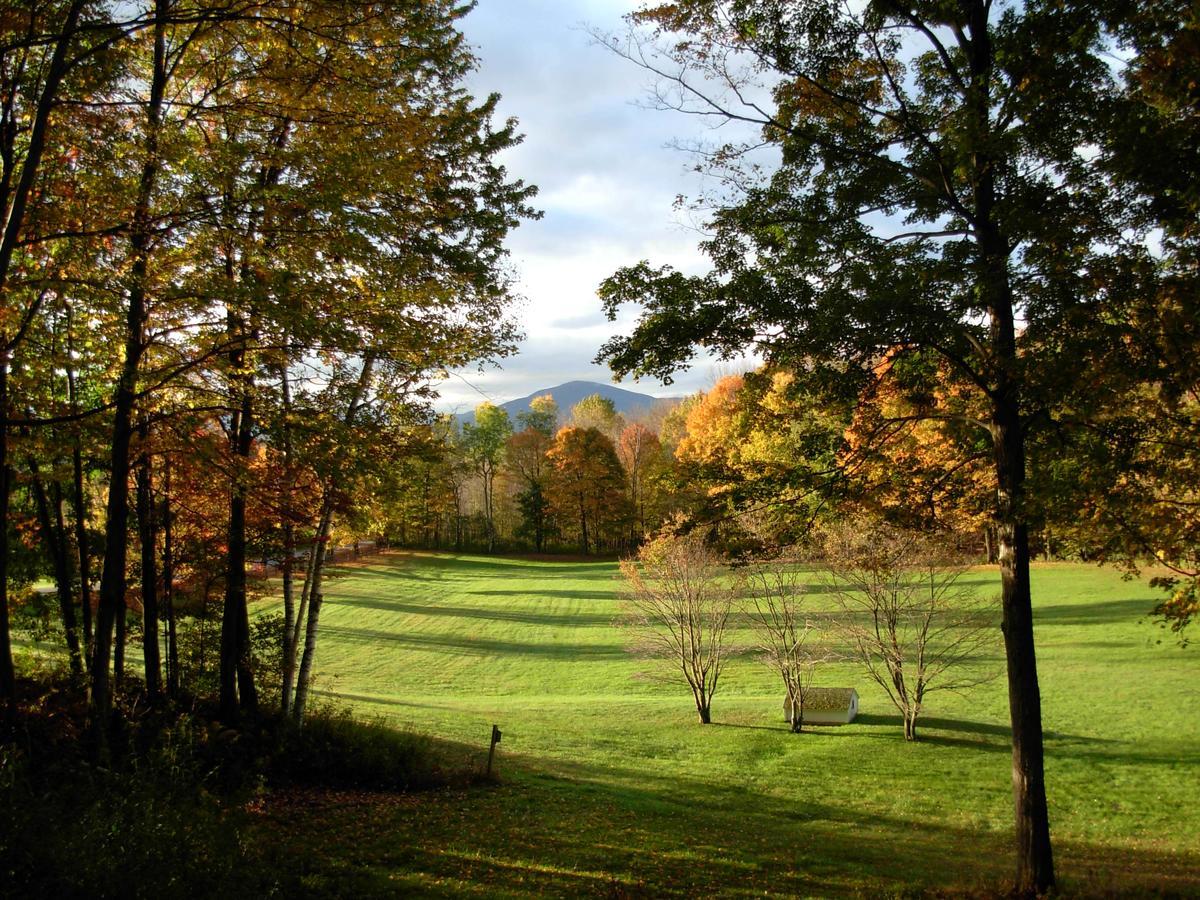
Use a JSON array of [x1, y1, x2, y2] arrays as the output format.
[[486, 723, 501, 777]]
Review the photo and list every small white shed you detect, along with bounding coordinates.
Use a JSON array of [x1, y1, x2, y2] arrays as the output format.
[[784, 688, 859, 725]]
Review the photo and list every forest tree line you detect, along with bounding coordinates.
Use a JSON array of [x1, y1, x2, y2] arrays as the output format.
[[0, 0, 536, 732]]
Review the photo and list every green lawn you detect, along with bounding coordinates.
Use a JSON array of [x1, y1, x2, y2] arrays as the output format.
[[262, 552, 1200, 897]]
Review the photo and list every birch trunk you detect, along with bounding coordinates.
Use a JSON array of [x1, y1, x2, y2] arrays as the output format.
[[291, 355, 375, 722]]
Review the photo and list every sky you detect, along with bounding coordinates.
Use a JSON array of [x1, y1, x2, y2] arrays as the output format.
[[433, 0, 754, 414]]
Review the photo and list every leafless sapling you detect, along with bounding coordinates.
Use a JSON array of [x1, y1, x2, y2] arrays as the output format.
[[820, 519, 998, 741], [618, 527, 735, 724], [744, 559, 832, 733]]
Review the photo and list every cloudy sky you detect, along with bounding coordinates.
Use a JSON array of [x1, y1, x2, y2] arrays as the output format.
[[434, 0, 753, 414]]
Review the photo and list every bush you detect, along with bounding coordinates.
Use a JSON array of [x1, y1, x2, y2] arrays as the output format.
[[0, 678, 453, 898], [272, 706, 446, 791]]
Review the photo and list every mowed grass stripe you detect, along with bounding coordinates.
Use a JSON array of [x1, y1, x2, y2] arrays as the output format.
[[264, 551, 1199, 896]]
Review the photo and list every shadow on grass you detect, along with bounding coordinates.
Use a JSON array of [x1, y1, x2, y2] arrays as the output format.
[[255, 727, 1200, 898], [851, 714, 1129, 758], [336, 553, 623, 585], [318, 624, 626, 659], [855, 712, 1013, 739], [1033, 597, 1153, 626], [710, 720, 793, 733], [312, 689, 473, 716], [326, 594, 617, 627]]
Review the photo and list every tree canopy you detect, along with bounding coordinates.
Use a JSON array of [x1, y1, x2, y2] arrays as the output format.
[[593, 2, 1166, 891]]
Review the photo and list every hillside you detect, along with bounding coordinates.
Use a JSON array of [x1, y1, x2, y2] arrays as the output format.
[[453, 380, 678, 427]]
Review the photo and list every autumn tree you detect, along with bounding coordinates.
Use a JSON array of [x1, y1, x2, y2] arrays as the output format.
[[0, 0, 537, 730], [618, 527, 736, 724], [507, 396, 558, 552], [545, 426, 628, 555], [596, 2, 1137, 888], [843, 352, 995, 555], [518, 393, 559, 435], [570, 392, 624, 439], [657, 392, 700, 455], [463, 403, 513, 553], [0, 0, 130, 700], [1034, 2, 1200, 635], [379, 421, 462, 549], [675, 375, 746, 472], [672, 370, 844, 544], [616, 422, 667, 539], [87, 0, 261, 728]]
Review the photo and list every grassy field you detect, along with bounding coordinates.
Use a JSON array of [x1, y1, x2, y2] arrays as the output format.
[[260, 552, 1200, 897]]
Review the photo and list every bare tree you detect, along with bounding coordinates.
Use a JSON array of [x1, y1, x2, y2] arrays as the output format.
[[744, 560, 831, 733], [618, 527, 735, 724], [819, 519, 998, 741]]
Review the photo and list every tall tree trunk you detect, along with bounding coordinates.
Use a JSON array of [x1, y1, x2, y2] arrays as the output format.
[[162, 455, 178, 697], [216, 106, 299, 721], [578, 496, 589, 556], [0, 360, 14, 701], [113, 582, 126, 691], [280, 519, 296, 711], [484, 465, 495, 552], [291, 355, 375, 722], [963, 4, 1053, 889], [50, 481, 82, 673], [28, 460, 82, 675], [221, 323, 258, 721], [279, 358, 297, 712], [91, 0, 168, 729], [69, 374, 93, 662], [135, 419, 161, 700], [992, 393, 1054, 894], [291, 501, 332, 721], [283, 507, 327, 714]]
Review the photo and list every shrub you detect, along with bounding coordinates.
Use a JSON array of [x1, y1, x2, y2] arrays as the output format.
[[272, 707, 445, 791]]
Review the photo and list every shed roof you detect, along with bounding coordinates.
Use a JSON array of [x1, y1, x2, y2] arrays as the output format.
[[801, 688, 857, 712]]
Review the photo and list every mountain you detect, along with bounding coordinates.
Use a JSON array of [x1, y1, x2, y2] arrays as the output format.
[[453, 380, 677, 427]]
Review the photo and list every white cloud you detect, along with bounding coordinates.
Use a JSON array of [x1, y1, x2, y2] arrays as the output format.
[[439, 2, 761, 413]]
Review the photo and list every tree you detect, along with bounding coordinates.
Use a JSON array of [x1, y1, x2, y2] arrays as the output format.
[[596, 3, 1132, 889], [570, 392, 624, 439], [616, 422, 666, 539], [0, 0, 537, 731], [675, 375, 746, 471], [463, 403, 513, 553], [819, 518, 997, 741], [618, 527, 735, 724], [671, 370, 844, 544], [0, 0, 113, 701], [518, 393, 559, 436], [1040, 2, 1200, 637], [843, 351, 994, 554], [506, 426, 553, 552], [743, 559, 829, 733], [544, 426, 628, 554]]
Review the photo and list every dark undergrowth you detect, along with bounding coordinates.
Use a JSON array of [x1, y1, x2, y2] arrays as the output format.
[[0, 672, 465, 899]]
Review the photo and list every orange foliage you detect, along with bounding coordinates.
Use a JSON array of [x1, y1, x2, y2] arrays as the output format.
[[842, 352, 993, 536], [675, 375, 746, 468], [545, 426, 629, 554]]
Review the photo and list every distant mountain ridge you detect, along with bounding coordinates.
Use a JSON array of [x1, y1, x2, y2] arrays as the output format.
[[453, 380, 676, 427]]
